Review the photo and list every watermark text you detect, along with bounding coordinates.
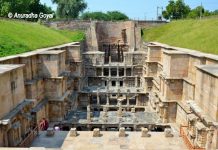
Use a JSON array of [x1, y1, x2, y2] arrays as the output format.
[[8, 12, 54, 19]]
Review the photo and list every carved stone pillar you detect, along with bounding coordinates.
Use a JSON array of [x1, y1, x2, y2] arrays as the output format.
[[117, 89, 120, 99], [159, 102, 168, 123], [131, 67, 133, 76], [124, 56, 126, 64], [195, 122, 207, 148], [107, 79, 110, 90], [123, 79, 126, 87], [97, 89, 100, 106], [124, 65, 126, 76], [117, 65, 119, 77], [101, 65, 104, 76], [106, 94, 110, 105], [101, 55, 104, 65], [103, 108, 107, 115], [87, 105, 91, 123], [116, 80, 119, 89], [187, 114, 197, 139], [126, 95, 130, 106], [136, 94, 139, 106], [135, 76, 137, 87], [163, 104, 168, 123], [197, 130, 207, 148], [93, 57, 96, 65], [102, 106, 108, 123], [109, 67, 111, 77], [117, 100, 122, 117], [205, 126, 215, 150]]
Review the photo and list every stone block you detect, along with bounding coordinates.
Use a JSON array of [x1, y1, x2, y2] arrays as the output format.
[[164, 128, 174, 137], [93, 128, 100, 137], [46, 128, 55, 137], [70, 128, 78, 137], [141, 128, 151, 137], [119, 127, 126, 137], [131, 108, 135, 113]]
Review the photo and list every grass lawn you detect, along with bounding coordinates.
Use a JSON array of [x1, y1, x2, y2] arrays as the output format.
[[0, 19, 85, 57], [143, 18, 218, 55]]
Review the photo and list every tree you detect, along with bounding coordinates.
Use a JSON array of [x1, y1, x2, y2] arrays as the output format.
[[0, 0, 31, 17], [162, 0, 190, 20], [81, 12, 109, 21], [0, 0, 54, 19], [29, 0, 54, 14], [52, 0, 87, 19], [107, 11, 129, 21], [211, 10, 218, 15], [187, 6, 214, 19], [187, 6, 204, 19], [80, 11, 129, 21]]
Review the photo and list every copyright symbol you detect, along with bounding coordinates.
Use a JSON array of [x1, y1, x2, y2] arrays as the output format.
[[8, 12, 13, 18]]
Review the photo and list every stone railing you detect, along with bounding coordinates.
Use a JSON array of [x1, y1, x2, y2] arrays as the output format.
[[180, 125, 205, 150], [19, 126, 39, 147]]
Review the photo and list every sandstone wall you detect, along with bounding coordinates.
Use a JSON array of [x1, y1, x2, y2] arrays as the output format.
[[176, 104, 188, 126], [0, 128, 4, 146], [0, 66, 25, 119], [45, 20, 167, 31], [164, 79, 183, 101], [195, 68, 218, 121], [182, 81, 195, 101], [45, 78, 67, 100], [0, 42, 81, 147], [39, 50, 66, 78], [187, 56, 205, 83], [147, 42, 218, 149], [0, 73, 13, 118]]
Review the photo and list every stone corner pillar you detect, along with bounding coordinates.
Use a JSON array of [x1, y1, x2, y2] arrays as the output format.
[[164, 128, 174, 137], [141, 128, 151, 137], [119, 127, 126, 137], [70, 128, 78, 137], [93, 128, 101, 137]]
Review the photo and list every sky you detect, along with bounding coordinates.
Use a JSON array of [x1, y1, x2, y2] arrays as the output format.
[[40, 0, 218, 20]]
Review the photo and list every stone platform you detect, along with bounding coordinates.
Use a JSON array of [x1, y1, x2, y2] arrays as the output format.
[[62, 130, 187, 150]]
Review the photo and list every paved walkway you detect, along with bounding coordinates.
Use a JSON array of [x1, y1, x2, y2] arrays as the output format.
[[31, 131, 68, 148]]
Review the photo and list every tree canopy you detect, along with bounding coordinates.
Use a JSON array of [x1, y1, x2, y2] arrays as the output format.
[[80, 11, 129, 21], [0, 0, 53, 18], [81, 12, 109, 21], [52, 0, 87, 19], [162, 0, 190, 20], [163, 0, 218, 20], [187, 6, 216, 19], [107, 11, 129, 20]]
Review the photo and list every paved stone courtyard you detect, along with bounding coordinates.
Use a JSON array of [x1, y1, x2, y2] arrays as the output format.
[[30, 129, 187, 150], [70, 108, 161, 125]]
